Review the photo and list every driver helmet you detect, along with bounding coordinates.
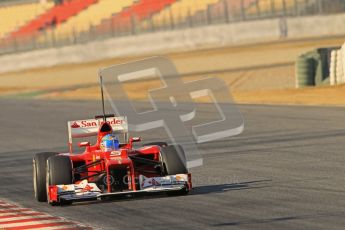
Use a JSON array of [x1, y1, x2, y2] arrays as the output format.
[[101, 134, 120, 151]]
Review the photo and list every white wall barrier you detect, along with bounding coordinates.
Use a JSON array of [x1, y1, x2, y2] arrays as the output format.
[[336, 49, 343, 84], [342, 42, 345, 84], [329, 42, 345, 86], [330, 50, 337, 86], [1, 13, 345, 74]]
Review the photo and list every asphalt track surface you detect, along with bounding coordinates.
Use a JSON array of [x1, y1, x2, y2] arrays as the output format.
[[1, 99, 345, 229]]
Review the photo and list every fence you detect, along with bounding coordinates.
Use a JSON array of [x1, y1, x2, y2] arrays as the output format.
[[1, 0, 345, 55]]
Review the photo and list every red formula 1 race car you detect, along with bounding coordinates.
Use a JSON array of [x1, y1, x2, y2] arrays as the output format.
[[32, 114, 192, 205]]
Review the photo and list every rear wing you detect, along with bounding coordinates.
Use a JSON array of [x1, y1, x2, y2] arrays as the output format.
[[67, 116, 128, 146]]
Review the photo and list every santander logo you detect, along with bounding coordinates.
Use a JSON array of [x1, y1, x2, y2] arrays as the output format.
[[99, 118, 124, 126], [71, 122, 81, 129], [71, 118, 125, 129]]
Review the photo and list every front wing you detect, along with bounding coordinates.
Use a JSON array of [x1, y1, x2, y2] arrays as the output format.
[[48, 174, 192, 204]]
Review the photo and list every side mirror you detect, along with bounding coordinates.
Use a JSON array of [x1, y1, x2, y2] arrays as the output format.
[[130, 137, 141, 143], [78, 142, 90, 148]]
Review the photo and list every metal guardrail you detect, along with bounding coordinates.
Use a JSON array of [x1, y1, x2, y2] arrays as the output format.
[[0, 0, 345, 55]]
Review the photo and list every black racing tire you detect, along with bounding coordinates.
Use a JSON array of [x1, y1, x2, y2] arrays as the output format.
[[143, 142, 168, 147], [33, 152, 58, 202], [46, 156, 73, 205], [160, 145, 188, 175]]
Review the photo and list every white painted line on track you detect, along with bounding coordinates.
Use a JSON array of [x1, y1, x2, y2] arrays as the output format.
[[0, 214, 51, 222], [0, 210, 35, 216], [0, 218, 70, 228], [0, 200, 92, 230]]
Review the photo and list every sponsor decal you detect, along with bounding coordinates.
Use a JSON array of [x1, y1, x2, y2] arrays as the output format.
[[99, 118, 124, 126], [77, 118, 125, 128], [176, 175, 182, 181], [80, 120, 98, 128], [74, 180, 101, 193], [82, 184, 94, 192], [57, 184, 75, 193], [152, 178, 160, 186], [111, 151, 121, 156], [71, 122, 80, 128], [139, 175, 188, 189], [100, 142, 105, 151]]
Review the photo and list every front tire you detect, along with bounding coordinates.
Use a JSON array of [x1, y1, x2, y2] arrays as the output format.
[[160, 145, 189, 195], [160, 145, 188, 175], [46, 156, 73, 205], [33, 152, 58, 202]]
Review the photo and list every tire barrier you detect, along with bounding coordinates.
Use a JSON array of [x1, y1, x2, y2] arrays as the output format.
[[296, 46, 341, 88], [315, 48, 333, 86], [296, 54, 315, 88]]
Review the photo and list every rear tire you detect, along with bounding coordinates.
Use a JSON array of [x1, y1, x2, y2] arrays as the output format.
[[33, 152, 57, 202], [160, 145, 188, 175], [46, 156, 73, 205]]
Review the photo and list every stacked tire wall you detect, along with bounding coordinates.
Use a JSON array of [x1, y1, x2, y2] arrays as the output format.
[[329, 43, 345, 86], [296, 47, 340, 88]]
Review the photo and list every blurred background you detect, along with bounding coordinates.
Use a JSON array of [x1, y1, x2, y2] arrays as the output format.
[[1, 0, 345, 105]]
